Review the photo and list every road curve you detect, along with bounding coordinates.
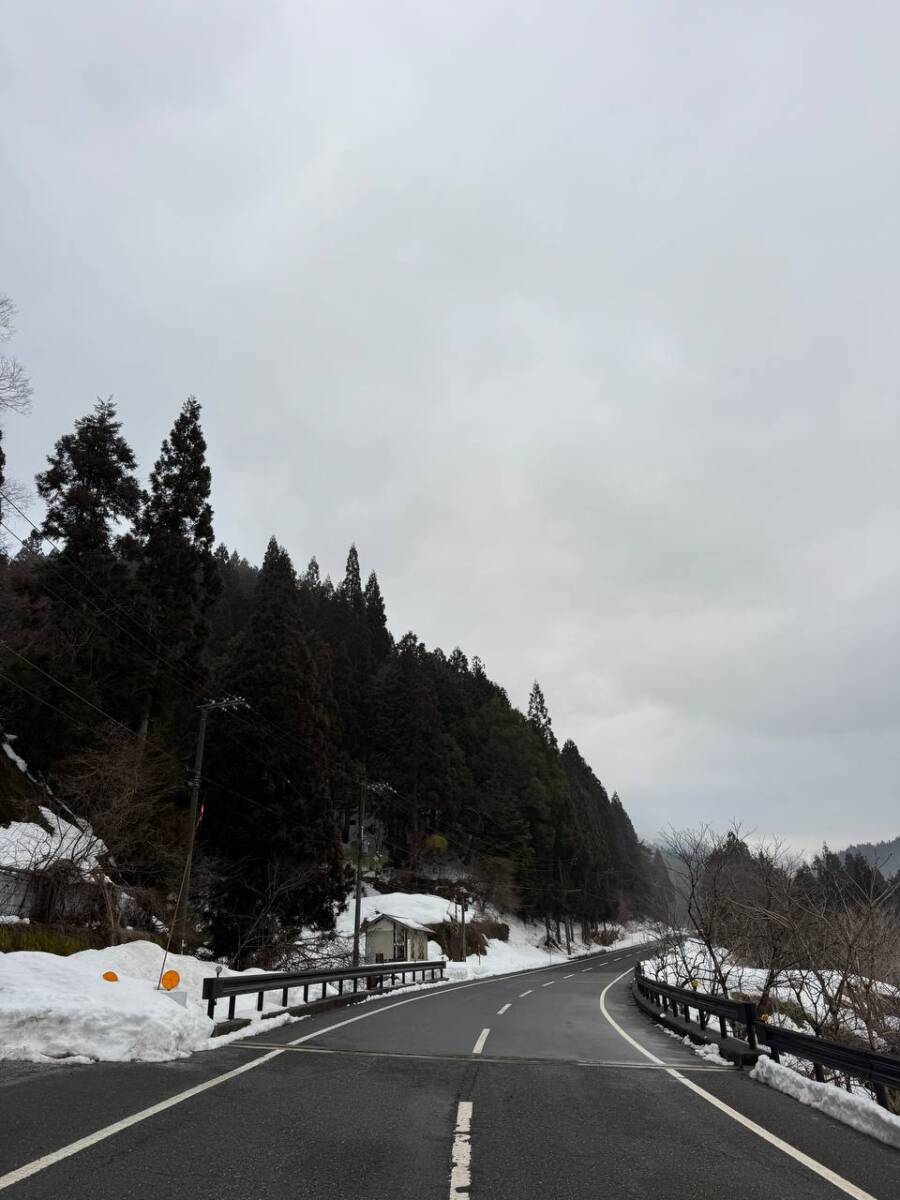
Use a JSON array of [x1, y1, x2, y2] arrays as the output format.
[[1, 945, 897, 1199]]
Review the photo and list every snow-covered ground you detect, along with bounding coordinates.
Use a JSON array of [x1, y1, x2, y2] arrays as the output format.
[[0, 891, 655, 1065]]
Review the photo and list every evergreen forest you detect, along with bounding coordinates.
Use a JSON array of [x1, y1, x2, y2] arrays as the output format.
[[0, 395, 663, 964]]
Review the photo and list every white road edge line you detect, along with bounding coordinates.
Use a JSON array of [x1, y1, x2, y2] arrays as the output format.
[[0, 949, 631, 1194], [472, 1028, 490, 1055], [449, 1101, 472, 1198], [497, 1003, 511, 1015], [519, 989, 533, 997], [598, 968, 879, 1200]]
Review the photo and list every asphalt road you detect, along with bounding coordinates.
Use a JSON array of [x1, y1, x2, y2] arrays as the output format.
[[1, 945, 897, 1199]]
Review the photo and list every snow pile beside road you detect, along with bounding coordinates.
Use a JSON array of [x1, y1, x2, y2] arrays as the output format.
[[0, 947, 213, 1063], [751, 1054, 900, 1150], [0, 940, 288, 1065]]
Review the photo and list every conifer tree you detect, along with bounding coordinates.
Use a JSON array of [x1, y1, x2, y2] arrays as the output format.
[[4, 400, 141, 768], [132, 397, 219, 735], [203, 537, 344, 963], [527, 681, 557, 750], [364, 570, 392, 661], [339, 544, 365, 614]]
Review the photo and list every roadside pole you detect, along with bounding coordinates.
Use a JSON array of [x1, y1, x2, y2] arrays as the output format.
[[351, 773, 367, 968], [175, 705, 209, 956], [173, 697, 245, 958], [460, 889, 467, 965]]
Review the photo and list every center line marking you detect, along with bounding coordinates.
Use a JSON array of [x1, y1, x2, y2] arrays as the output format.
[[497, 1003, 511, 1015], [519, 989, 533, 997], [472, 1028, 490, 1055], [563, 973, 575, 979], [449, 1101, 472, 1198], [581, 968, 592, 972], [542, 981, 555, 987]]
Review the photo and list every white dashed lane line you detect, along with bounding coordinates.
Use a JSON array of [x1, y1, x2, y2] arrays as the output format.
[[563, 973, 575, 979], [472, 1029, 490, 1056], [497, 1004, 511, 1015], [542, 981, 555, 987], [581, 968, 592, 972], [519, 990, 533, 997]]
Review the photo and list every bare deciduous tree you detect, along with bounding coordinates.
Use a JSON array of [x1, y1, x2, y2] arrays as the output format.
[[0, 296, 32, 416]]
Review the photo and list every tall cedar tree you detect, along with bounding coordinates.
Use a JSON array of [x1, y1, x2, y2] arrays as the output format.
[[527, 681, 558, 750], [132, 397, 219, 736], [364, 570, 392, 661], [202, 537, 344, 965], [4, 400, 141, 769]]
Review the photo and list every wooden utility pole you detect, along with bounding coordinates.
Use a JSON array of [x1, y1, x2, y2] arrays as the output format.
[[351, 773, 367, 968], [175, 698, 244, 954]]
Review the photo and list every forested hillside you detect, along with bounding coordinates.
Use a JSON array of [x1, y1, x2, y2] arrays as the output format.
[[840, 835, 900, 881], [0, 397, 656, 965]]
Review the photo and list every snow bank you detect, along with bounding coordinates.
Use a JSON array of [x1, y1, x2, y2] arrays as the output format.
[[0, 940, 299, 1065], [751, 1054, 900, 1150], [0, 948, 212, 1063]]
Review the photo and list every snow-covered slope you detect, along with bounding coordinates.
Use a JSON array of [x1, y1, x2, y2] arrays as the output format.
[[0, 806, 104, 874]]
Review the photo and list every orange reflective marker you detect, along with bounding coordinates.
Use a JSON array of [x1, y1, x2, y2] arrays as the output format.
[[160, 970, 181, 992], [102, 971, 119, 982]]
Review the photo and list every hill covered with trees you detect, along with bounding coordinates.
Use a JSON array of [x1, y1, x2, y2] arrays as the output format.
[[0, 396, 656, 965]]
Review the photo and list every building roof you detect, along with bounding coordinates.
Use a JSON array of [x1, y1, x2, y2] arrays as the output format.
[[361, 910, 435, 935]]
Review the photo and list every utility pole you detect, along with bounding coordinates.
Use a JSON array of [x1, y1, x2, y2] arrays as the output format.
[[351, 772, 367, 968], [175, 697, 244, 953], [459, 889, 467, 964]]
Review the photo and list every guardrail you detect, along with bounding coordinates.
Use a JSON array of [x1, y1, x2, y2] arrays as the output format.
[[755, 1021, 900, 1110], [634, 965, 900, 1109], [202, 958, 446, 1021], [634, 965, 757, 1048]]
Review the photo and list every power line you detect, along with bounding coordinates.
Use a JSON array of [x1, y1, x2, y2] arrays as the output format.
[[1, 495, 323, 768], [0, 647, 287, 824]]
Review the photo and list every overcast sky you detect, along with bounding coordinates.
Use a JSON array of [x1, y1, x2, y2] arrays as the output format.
[[2, 2, 898, 852]]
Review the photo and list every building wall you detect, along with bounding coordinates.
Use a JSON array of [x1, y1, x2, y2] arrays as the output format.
[[363, 923, 395, 963], [363, 921, 430, 963]]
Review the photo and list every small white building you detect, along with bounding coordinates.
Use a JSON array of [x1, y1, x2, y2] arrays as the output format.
[[362, 912, 432, 963]]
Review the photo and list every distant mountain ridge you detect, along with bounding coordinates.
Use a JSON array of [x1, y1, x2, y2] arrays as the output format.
[[839, 834, 900, 880]]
